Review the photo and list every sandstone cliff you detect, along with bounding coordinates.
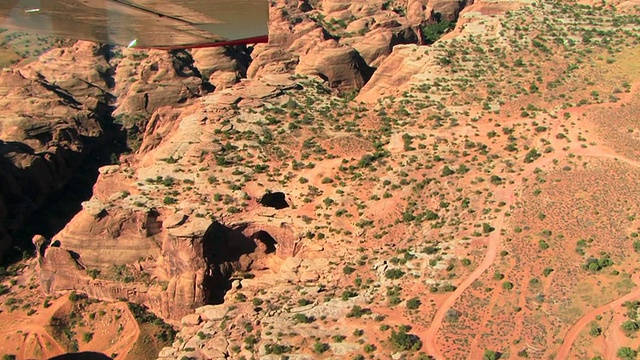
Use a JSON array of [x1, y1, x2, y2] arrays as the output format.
[[0, 42, 115, 258], [6, 0, 471, 323], [36, 76, 310, 320]]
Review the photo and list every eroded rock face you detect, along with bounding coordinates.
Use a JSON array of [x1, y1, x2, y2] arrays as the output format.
[[38, 197, 300, 319], [296, 40, 373, 89], [408, 0, 469, 22], [191, 47, 251, 90], [0, 38, 220, 259], [0, 42, 115, 258], [247, 0, 451, 90], [53, 206, 162, 267], [357, 0, 512, 102], [112, 49, 207, 137], [6, 0, 475, 324], [32, 75, 315, 319]]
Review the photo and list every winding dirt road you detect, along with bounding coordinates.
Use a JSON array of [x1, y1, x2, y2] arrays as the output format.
[[555, 273, 640, 358], [421, 77, 640, 359], [422, 151, 640, 359], [422, 202, 505, 358]]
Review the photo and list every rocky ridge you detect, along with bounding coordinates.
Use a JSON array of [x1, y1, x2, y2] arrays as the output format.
[[2, 0, 640, 358], [5, 0, 471, 320]]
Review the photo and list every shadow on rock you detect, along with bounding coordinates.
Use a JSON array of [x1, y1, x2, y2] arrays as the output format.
[[49, 352, 112, 360]]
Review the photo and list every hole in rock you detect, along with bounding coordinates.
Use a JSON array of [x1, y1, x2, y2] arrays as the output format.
[[49, 352, 113, 360], [259, 191, 289, 209], [202, 223, 281, 304], [253, 230, 277, 254]]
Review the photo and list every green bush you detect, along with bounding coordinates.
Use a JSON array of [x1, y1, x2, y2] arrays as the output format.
[[163, 196, 177, 205], [347, 305, 371, 318], [82, 332, 93, 343], [343, 266, 356, 275], [406, 297, 422, 310], [313, 342, 330, 354], [421, 16, 456, 45], [292, 313, 315, 324], [617, 347, 637, 360], [385, 269, 406, 280], [483, 350, 497, 360], [621, 320, 639, 332], [264, 343, 291, 355], [388, 328, 422, 352]]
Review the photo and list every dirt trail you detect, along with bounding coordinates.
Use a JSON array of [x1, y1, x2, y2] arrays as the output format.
[[423, 200, 505, 358], [555, 273, 640, 358], [102, 302, 141, 360], [422, 148, 640, 358], [422, 78, 640, 358]]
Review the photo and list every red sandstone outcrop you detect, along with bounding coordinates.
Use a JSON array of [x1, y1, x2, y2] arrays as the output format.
[[38, 203, 302, 319], [3, 0, 475, 321], [112, 49, 207, 133], [0, 37, 218, 259], [247, 0, 453, 90], [296, 40, 372, 89], [356, 0, 519, 103], [191, 47, 250, 91], [0, 42, 114, 259], [35, 77, 308, 319]]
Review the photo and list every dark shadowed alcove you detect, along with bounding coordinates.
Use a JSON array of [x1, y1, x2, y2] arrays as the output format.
[[253, 230, 277, 254], [259, 191, 289, 209]]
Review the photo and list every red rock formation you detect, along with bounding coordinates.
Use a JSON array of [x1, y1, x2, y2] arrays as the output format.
[[0, 42, 114, 258], [37, 195, 301, 319]]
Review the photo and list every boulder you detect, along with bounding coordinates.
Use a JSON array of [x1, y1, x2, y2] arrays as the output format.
[[296, 41, 372, 90]]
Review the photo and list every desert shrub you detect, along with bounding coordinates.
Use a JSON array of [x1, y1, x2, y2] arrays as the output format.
[[589, 323, 602, 337], [82, 332, 93, 343], [341, 290, 358, 300], [445, 308, 460, 322], [343, 266, 356, 275], [347, 305, 371, 318], [406, 297, 422, 310], [441, 166, 455, 177], [421, 15, 455, 44], [483, 350, 498, 360], [524, 149, 541, 163], [313, 342, 330, 354], [621, 320, 639, 333], [292, 314, 315, 324], [163, 196, 177, 205], [617, 347, 637, 360], [388, 328, 422, 352], [332, 335, 346, 343], [264, 343, 291, 355], [252, 298, 263, 306], [385, 269, 406, 280]]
